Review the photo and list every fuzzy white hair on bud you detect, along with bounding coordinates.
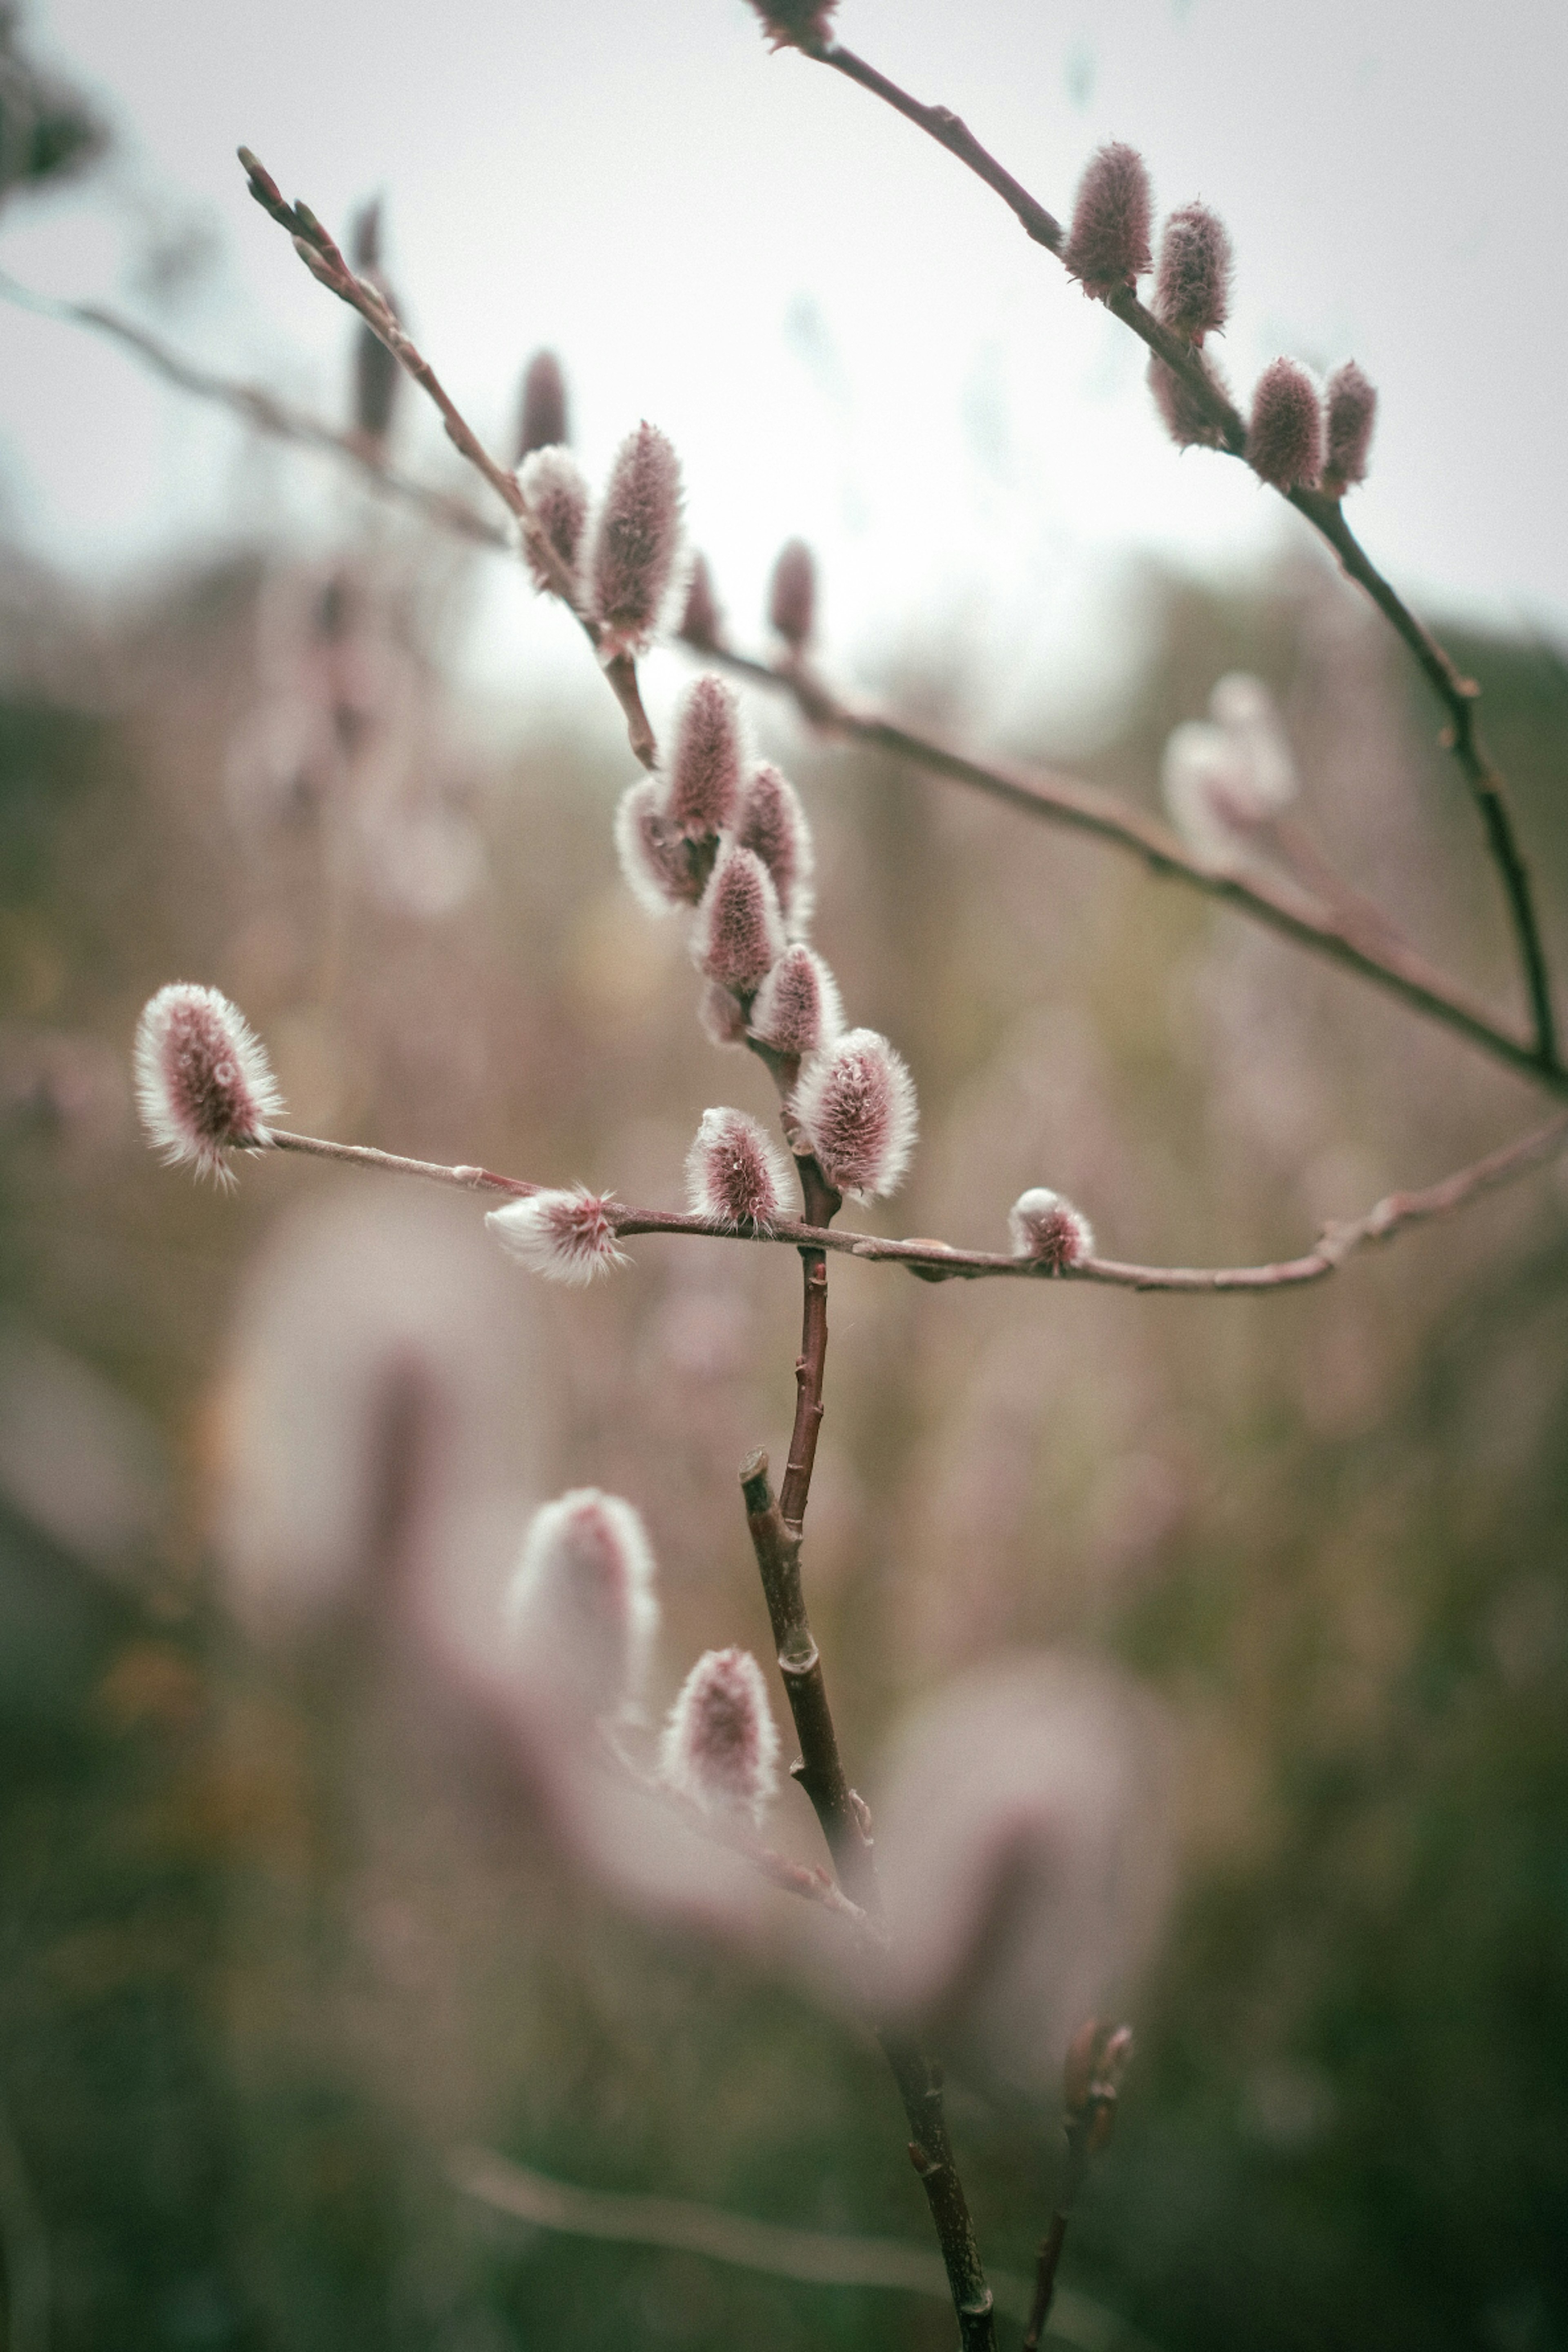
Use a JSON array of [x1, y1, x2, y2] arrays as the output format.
[[791, 1026, 917, 1200], [737, 762, 815, 938], [508, 1488, 659, 1719], [1162, 674, 1296, 869], [1207, 673, 1296, 815], [588, 421, 683, 655], [486, 1187, 626, 1284], [134, 982, 283, 1185], [748, 945, 843, 1060], [1009, 1187, 1095, 1271], [614, 777, 705, 916], [519, 445, 589, 600], [697, 981, 750, 1051], [664, 674, 744, 840], [659, 1646, 780, 1823], [685, 1107, 794, 1230], [693, 843, 787, 994]]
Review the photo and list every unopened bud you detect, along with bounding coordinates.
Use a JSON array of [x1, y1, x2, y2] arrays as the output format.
[[1322, 360, 1377, 496], [791, 1027, 917, 1200], [1161, 721, 1254, 866], [1147, 351, 1231, 450], [768, 538, 816, 650], [737, 762, 814, 936], [748, 944, 843, 1059], [1063, 2018, 1134, 2122], [1208, 673, 1295, 813], [697, 982, 750, 1051], [686, 1106, 794, 1229], [615, 777, 707, 915], [745, 0, 838, 49], [486, 1187, 626, 1284], [588, 421, 682, 655], [679, 553, 724, 649], [515, 348, 570, 463], [666, 674, 743, 840], [1247, 359, 1323, 492], [1153, 202, 1232, 340], [1008, 1187, 1094, 1270], [134, 983, 283, 1185], [508, 1488, 658, 1719], [1064, 142, 1152, 296], [519, 446, 589, 599], [693, 844, 787, 994], [659, 1646, 780, 1822]]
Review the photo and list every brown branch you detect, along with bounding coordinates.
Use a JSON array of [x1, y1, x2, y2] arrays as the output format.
[[1022, 2023, 1133, 2352], [267, 1127, 534, 1196], [693, 639, 1568, 1098], [235, 149, 658, 769], [800, 37, 1558, 1065]]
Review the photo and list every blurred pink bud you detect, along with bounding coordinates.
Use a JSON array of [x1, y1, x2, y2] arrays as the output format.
[[515, 347, 569, 463], [1008, 1187, 1095, 1270], [1153, 201, 1232, 339], [768, 538, 816, 650], [134, 982, 282, 1184], [693, 844, 787, 994], [1160, 721, 1255, 867], [873, 1656, 1174, 2100], [659, 1646, 780, 1822], [518, 445, 589, 599], [614, 777, 706, 916], [745, 0, 837, 49], [508, 1488, 659, 1719], [1247, 358, 1323, 491], [748, 944, 843, 1060], [1065, 142, 1152, 296], [1208, 672, 1296, 812], [486, 1188, 626, 1285], [1322, 359, 1377, 495], [1147, 350, 1231, 450], [685, 1106, 794, 1229], [791, 1026, 916, 1200], [679, 552, 724, 648], [737, 762, 815, 936], [588, 421, 683, 654], [697, 982, 750, 1051], [665, 674, 744, 839]]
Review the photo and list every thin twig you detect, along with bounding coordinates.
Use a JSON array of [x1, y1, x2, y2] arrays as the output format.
[[257, 1111, 1568, 1294], [235, 149, 659, 768], [695, 640, 1567, 1097], [799, 35, 1558, 1065]]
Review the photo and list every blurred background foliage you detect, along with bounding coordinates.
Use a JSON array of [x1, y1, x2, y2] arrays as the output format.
[[1, 17, 1567, 2346]]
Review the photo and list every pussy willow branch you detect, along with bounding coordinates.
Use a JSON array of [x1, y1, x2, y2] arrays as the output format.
[[235, 150, 657, 768], [697, 640, 1568, 1098], [268, 1110, 1568, 1293], [795, 34, 1558, 1068], [16, 272, 1558, 1098]]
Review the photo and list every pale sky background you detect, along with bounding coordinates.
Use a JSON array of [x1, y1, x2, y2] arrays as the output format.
[[1, 0, 1564, 739]]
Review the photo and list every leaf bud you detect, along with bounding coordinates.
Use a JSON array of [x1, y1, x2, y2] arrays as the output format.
[[791, 1027, 917, 1200]]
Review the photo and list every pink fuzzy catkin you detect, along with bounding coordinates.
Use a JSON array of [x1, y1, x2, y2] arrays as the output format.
[[1323, 361, 1377, 494], [486, 1188, 626, 1284], [748, 944, 843, 1059], [519, 445, 588, 599], [134, 982, 283, 1183], [745, 0, 837, 49], [1008, 1187, 1095, 1270], [1153, 202, 1232, 339], [588, 421, 682, 653], [693, 844, 787, 993], [1065, 142, 1153, 295], [659, 1646, 780, 1822], [685, 1106, 794, 1229], [1147, 351, 1231, 450], [508, 1488, 659, 1719], [514, 348, 568, 463], [614, 777, 706, 915], [791, 1026, 917, 1200], [1247, 359, 1323, 491], [737, 762, 814, 935], [665, 675, 743, 839], [679, 553, 722, 649], [768, 538, 816, 649], [697, 981, 750, 1051]]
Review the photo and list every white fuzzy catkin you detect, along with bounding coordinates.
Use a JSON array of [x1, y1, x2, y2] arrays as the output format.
[[748, 945, 843, 1060], [659, 1646, 780, 1822], [736, 762, 814, 937], [134, 982, 283, 1184], [1008, 1187, 1095, 1270], [790, 1027, 917, 1200], [518, 445, 589, 599], [1161, 673, 1296, 867], [508, 1488, 659, 1719], [614, 777, 704, 916], [486, 1188, 626, 1284], [685, 1107, 794, 1229]]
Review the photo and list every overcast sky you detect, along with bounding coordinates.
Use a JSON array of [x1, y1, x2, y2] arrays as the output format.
[[2, 0, 1565, 734]]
